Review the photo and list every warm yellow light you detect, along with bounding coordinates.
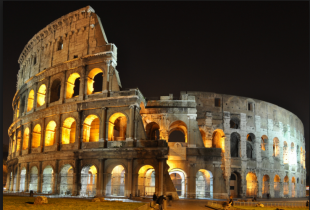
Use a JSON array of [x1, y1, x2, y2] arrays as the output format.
[[27, 90, 34, 112], [37, 84, 46, 107], [16, 131, 21, 151], [83, 115, 99, 142], [23, 128, 29, 150], [87, 68, 103, 95], [62, 117, 76, 144], [66, 73, 80, 98], [16, 101, 20, 118], [89, 165, 97, 174], [32, 124, 41, 148], [45, 121, 56, 146], [212, 129, 225, 152], [108, 113, 127, 141], [169, 120, 188, 143], [12, 135, 16, 153]]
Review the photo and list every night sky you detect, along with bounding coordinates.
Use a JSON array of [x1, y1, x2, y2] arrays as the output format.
[[3, 2, 309, 177]]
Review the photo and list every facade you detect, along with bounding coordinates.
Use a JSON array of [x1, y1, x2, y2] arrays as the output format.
[[6, 6, 306, 199]]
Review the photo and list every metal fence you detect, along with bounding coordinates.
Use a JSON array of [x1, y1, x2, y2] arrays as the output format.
[[206, 201, 308, 209]]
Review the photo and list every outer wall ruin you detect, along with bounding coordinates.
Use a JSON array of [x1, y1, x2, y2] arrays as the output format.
[[6, 6, 306, 199]]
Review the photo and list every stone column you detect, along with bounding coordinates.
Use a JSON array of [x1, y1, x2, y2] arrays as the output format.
[[98, 159, 105, 196], [128, 105, 135, 140], [240, 172, 246, 198], [257, 172, 262, 198], [188, 163, 196, 198], [213, 165, 227, 199], [9, 167, 14, 191], [25, 163, 29, 192], [79, 65, 86, 99], [126, 159, 133, 197], [99, 107, 106, 148], [16, 164, 21, 192], [28, 123, 33, 154], [270, 178, 274, 198], [105, 61, 111, 92], [19, 125, 24, 156], [54, 160, 59, 194], [158, 159, 164, 195], [38, 162, 42, 193], [133, 173, 139, 197], [279, 181, 283, 198], [73, 159, 81, 196], [56, 114, 61, 151], [41, 119, 45, 153]]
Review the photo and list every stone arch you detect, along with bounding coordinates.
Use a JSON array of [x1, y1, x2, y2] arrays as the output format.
[[32, 124, 41, 148], [145, 122, 160, 140], [62, 117, 76, 144], [230, 171, 241, 198], [137, 165, 156, 197], [246, 133, 255, 159], [59, 164, 74, 195], [29, 166, 38, 192], [45, 121, 57, 146], [42, 165, 54, 194], [262, 174, 270, 198], [37, 84, 46, 107], [168, 120, 187, 143], [106, 165, 126, 196], [27, 89, 35, 112], [50, 79, 62, 103], [230, 117, 240, 129], [23, 127, 30, 150], [19, 167, 27, 192], [283, 141, 289, 164], [230, 132, 240, 157], [291, 177, 296, 197], [66, 73, 80, 99], [246, 172, 257, 197], [274, 174, 281, 198], [273, 137, 280, 157], [199, 128, 208, 148], [17, 130, 22, 152], [212, 129, 225, 151], [169, 168, 187, 198], [83, 114, 100, 142], [196, 169, 213, 199], [87, 68, 104, 95], [80, 164, 98, 197], [283, 175, 289, 197], [108, 112, 128, 141]]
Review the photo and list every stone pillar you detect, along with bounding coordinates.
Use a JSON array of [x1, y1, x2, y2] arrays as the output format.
[[41, 119, 45, 153], [38, 162, 42, 193], [126, 159, 133, 197], [25, 163, 29, 192], [279, 181, 283, 197], [105, 61, 111, 92], [99, 107, 106, 148], [270, 178, 274, 198], [98, 159, 105, 196], [80, 65, 86, 99], [128, 105, 135, 140], [54, 160, 59, 194], [28, 123, 33, 154], [133, 173, 139, 197], [73, 159, 81, 196], [9, 167, 14, 191], [188, 163, 196, 198], [16, 164, 21, 192], [19, 125, 24, 156], [240, 172, 246, 198], [257, 172, 262, 198], [158, 159, 164, 195], [56, 115, 61, 151], [213, 165, 227, 199]]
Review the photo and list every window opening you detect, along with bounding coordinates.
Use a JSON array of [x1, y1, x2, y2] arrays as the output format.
[[215, 98, 221, 107]]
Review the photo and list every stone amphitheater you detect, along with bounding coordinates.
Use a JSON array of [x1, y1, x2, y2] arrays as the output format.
[[6, 6, 306, 199]]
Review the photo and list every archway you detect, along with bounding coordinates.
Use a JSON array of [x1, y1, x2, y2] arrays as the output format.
[[108, 113, 127, 141], [17, 131, 21, 152], [50, 79, 61, 103], [169, 169, 187, 197], [262, 175, 270, 198], [230, 132, 240, 157], [291, 177, 296, 197], [45, 121, 56, 146], [196, 169, 213, 199], [246, 133, 255, 159], [273, 138, 280, 157], [212, 129, 225, 152], [107, 165, 126, 196], [37, 84, 46, 107], [146, 122, 160, 140], [13, 168, 17, 192], [230, 117, 240, 129], [27, 90, 34, 112], [23, 128, 29, 150], [246, 142, 253, 159], [246, 172, 257, 197], [83, 115, 100, 142], [19, 167, 26, 192], [199, 129, 209, 148], [87, 68, 103, 95], [283, 176, 289, 197], [66, 73, 80, 98], [274, 175, 280, 198], [42, 165, 54, 194], [80, 165, 97, 197], [137, 165, 155, 197], [29, 166, 38, 192], [283, 142, 288, 164], [62, 117, 76, 144], [60, 164, 74, 195], [169, 121, 187, 143], [32, 124, 41, 148], [261, 135, 268, 157], [229, 172, 241, 198]]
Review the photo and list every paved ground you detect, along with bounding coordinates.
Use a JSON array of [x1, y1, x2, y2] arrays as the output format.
[[166, 200, 213, 210]]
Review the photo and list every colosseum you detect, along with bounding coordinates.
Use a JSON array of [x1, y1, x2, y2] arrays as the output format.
[[6, 6, 307, 200]]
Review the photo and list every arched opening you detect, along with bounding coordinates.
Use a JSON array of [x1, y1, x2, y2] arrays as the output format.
[[196, 169, 213, 199], [50, 79, 61, 103], [283, 176, 289, 197], [57, 39, 63, 51], [283, 141, 288, 164], [83, 115, 99, 142], [246, 172, 257, 197], [32, 124, 41, 148], [273, 137, 280, 157], [274, 175, 280, 198], [137, 165, 155, 197], [106, 165, 125, 196], [37, 84, 46, 107], [17, 131, 21, 152], [66, 73, 80, 99], [169, 121, 187, 143], [27, 90, 34, 112], [23, 128, 29, 150], [45, 121, 56, 146], [29, 166, 38, 192], [199, 129, 209, 148], [87, 68, 103, 95], [42, 165, 54, 194], [230, 117, 240, 129], [291, 177, 296, 197], [230, 172, 241, 198], [246, 142, 253, 159], [19, 168, 26, 192], [60, 164, 74, 195], [12, 134, 16, 154], [230, 132, 240, 157], [62, 117, 76, 144], [16, 101, 20, 118], [145, 122, 160, 140], [296, 177, 300, 197], [290, 143, 295, 164], [13, 168, 17, 191], [20, 96, 25, 115], [80, 165, 97, 197], [262, 175, 270, 198], [169, 169, 187, 198], [108, 113, 127, 141], [212, 129, 225, 151]]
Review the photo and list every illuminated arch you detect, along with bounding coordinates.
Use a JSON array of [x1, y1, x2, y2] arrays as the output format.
[[145, 122, 160, 140], [62, 117, 76, 144], [107, 165, 125, 196], [87, 68, 103, 95], [273, 137, 280, 157], [23, 128, 29, 150], [12, 134, 16, 153], [262, 175, 270, 198], [196, 169, 213, 198], [246, 172, 257, 197], [29, 166, 38, 192], [291, 177, 296, 197], [137, 165, 155, 197], [261, 135, 268, 151], [19, 167, 27, 192], [45, 121, 56, 146], [16, 101, 20, 118], [59, 164, 74, 195], [27, 90, 34, 112], [37, 84, 46, 107], [50, 79, 61, 103], [169, 168, 187, 197], [83, 115, 100, 142], [42, 165, 54, 194], [199, 128, 209, 148], [108, 113, 127, 141], [32, 124, 41, 148], [283, 176, 289, 196], [66, 73, 80, 99], [16, 131, 21, 152], [212, 129, 225, 152], [169, 120, 187, 143]]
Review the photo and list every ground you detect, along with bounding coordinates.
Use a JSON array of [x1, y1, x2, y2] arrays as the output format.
[[3, 196, 145, 210]]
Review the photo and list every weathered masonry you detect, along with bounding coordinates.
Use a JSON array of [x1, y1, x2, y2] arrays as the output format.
[[6, 6, 306, 199]]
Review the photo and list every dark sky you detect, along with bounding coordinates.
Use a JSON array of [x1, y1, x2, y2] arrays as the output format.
[[3, 2, 309, 175]]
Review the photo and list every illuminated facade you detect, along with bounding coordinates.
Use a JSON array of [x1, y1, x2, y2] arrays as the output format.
[[6, 6, 306, 199]]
